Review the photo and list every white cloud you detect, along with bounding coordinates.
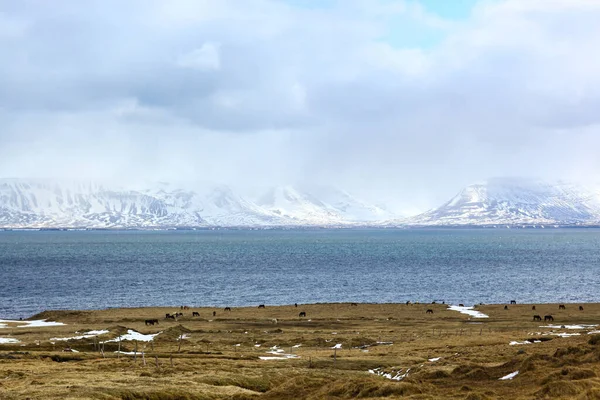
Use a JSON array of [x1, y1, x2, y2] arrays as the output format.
[[0, 0, 599, 212], [176, 42, 221, 70]]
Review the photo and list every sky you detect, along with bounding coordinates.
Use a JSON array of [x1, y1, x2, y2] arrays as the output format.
[[1, 0, 599, 214]]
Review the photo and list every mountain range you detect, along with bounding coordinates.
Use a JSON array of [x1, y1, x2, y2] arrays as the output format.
[[1, 178, 600, 229], [0, 179, 394, 228]]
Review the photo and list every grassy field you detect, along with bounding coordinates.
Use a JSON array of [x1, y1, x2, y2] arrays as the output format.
[[1, 302, 600, 399]]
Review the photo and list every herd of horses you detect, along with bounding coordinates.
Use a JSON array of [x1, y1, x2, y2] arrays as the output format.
[[142, 301, 585, 326], [143, 304, 309, 325]]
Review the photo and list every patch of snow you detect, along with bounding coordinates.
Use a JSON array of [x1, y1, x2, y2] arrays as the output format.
[[331, 343, 342, 349], [540, 324, 596, 330], [0, 338, 20, 344], [499, 371, 519, 380], [292, 344, 302, 348], [260, 345, 300, 360], [104, 330, 161, 343], [368, 367, 410, 381], [50, 330, 109, 341], [0, 319, 66, 328], [428, 357, 441, 362], [587, 331, 600, 335], [553, 332, 580, 338], [510, 339, 542, 345], [448, 305, 489, 318]]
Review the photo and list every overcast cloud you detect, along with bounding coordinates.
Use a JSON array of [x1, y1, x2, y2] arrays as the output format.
[[1, 0, 599, 213]]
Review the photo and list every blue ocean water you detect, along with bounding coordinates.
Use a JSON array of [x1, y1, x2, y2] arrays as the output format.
[[1, 229, 599, 319]]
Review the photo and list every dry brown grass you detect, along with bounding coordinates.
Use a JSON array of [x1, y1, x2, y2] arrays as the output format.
[[1, 302, 600, 399]]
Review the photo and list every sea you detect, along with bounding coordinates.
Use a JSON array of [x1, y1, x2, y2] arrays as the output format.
[[1, 228, 599, 319]]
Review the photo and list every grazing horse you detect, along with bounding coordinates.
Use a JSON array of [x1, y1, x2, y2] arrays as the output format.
[[406, 301, 411, 305], [544, 315, 554, 322], [175, 312, 183, 317], [532, 306, 536, 310], [258, 304, 266, 309], [426, 309, 434, 314], [295, 303, 298, 307], [504, 305, 509, 310], [533, 315, 542, 321], [350, 303, 358, 307], [299, 311, 306, 317], [510, 300, 517, 305], [224, 307, 232, 312], [559, 304, 566, 310], [579, 306, 584, 311], [145, 319, 159, 326], [431, 301, 437, 305], [192, 312, 200, 317], [212, 311, 216, 317], [165, 314, 176, 320]]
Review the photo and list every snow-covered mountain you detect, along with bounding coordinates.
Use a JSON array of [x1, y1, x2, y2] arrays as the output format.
[[0, 179, 395, 228], [397, 178, 600, 226], [252, 185, 394, 225]]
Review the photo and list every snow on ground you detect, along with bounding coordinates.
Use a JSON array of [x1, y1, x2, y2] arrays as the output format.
[[588, 331, 600, 335], [85, 330, 110, 335], [428, 357, 441, 362], [0, 319, 65, 328], [540, 324, 597, 330], [447, 305, 489, 318], [499, 371, 519, 380], [510, 340, 541, 345], [368, 367, 410, 381], [104, 330, 161, 343], [552, 332, 580, 338], [0, 338, 20, 344], [331, 343, 342, 349], [259, 345, 300, 361], [50, 330, 109, 342]]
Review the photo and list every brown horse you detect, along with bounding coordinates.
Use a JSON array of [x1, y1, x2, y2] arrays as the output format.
[[544, 315, 554, 322], [533, 315, 542, 321], [299, 311, 306, 317], [426, 309, 434, 314], [145, 319, 159, 325]]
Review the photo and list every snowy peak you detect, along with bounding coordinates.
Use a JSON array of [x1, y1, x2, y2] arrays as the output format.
[[0, 179, 392, 228], [402, 178, 600, 226], [253, 185, 394, 223]]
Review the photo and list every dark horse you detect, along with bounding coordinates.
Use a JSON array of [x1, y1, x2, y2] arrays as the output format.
[[532, 305, 536, 310], [544, 315, 554, 322], [145, 319, 159, 325], [224, 307, 232, 311], [258, 304, 266, 308], [212, 311, 217, 317], [426, 309, 434, 314], [165, 313, 176, 320], [559, 304, 566, 310], [299, 311, 306, 317], [579, 306, 584, 311], [350, 303, 358, 307], [533, 315, 542, 321], [504, 305, 509, 310], [510, 300, 517, 304], [192, 312, 200, 317]]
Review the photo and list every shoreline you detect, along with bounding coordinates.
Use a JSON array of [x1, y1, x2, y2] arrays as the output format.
[[12, 300, 600, 321]]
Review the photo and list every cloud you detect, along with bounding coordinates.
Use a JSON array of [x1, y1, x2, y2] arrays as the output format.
[[176, 42, 221, 70], [0, 0, 599, 213]]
